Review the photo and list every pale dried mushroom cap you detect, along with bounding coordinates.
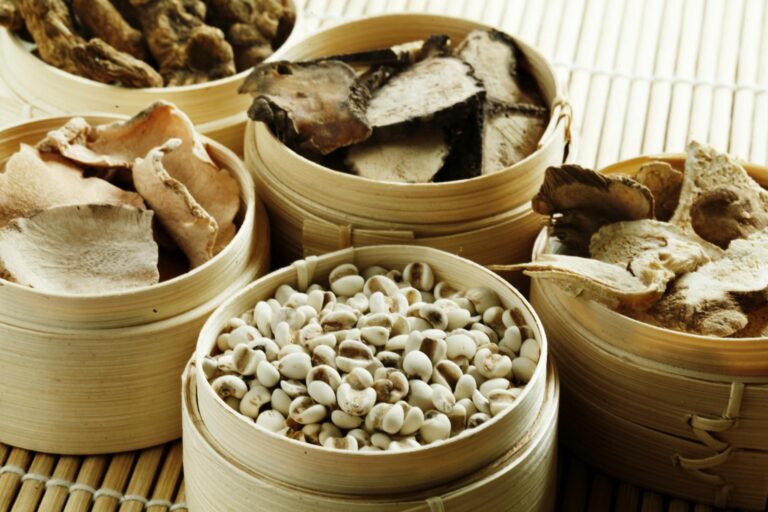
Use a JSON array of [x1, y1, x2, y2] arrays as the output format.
[[0, 144, 144, 228], [634, 161, 683, 221], [132, 139, 218, 268], [0, 204, 158, 294]]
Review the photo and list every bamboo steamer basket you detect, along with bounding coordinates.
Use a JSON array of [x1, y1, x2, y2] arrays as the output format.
[[0, 1, 302, 153], [529, 154, 768, 510], [245, 14, 572, 266], [182, 359, 559, 512], [193, 245, 551, 496], [0, 115, 271, 454]]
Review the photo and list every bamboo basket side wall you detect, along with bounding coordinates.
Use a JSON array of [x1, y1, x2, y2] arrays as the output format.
[[183, 360, 559, 512], [0, 204, 268, 454], [193, 245, 548, 496], [0, 115, 257, 330]]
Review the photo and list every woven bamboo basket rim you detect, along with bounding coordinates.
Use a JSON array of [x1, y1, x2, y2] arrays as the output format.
[[182, 356, 560, 505], [0, 113, 258, 329], [193, 245, 548, 494], [248, 13, 571, 224], [530, 153, 768, 379]]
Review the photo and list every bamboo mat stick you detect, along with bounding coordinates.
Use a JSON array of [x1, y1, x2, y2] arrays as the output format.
[[478, 0, 505, 28], [173, 481, 186, 512], [640, 0, 684, 155], [405, 0, 428, 13], [561, 457, 590, 512], [145, 442, 183, 512], [460, 0, 485, 22], [729, 0, 764, 159], [686, 0, 724, 143], [749, 3, 768, 164], [0, 445, 9, 467], [575, 0, 624, 168], [63, 456, 108, 512], [550, 0, 586, 113], [665, 0, 705, 151], [587, 474, 615, 511], [117, 446, 164, 512], [319, 0, 351, 27], [516, 0, 546, 47], [498, 0, 526, 36], [615, 482, 641, 511], [707, 0, 742, 151], [10, 453, 55, 512], [439, 0, 465, 17], [640, 491, 665, 512], [594, 0, 642, 167], [0, 449, 32, 512], [38, 457, 80, 512], [91, 452, 136, 512], [534, 0, 565, 60], [340, 0, 364, 17], [668, 499, 691, 512], [618, 0, 663, 160]]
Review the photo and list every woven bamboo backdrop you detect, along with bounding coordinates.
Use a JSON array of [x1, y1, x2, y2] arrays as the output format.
[[0, 0, 766, 510]]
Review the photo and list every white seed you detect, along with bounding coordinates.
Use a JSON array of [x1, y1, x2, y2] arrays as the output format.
[[272, 307, 306, 331], [331, 410, 362, 429], [432, 360, 463, 390], [390, 314, 410, 336], [474, 348, 513, 379], [408, 317, 432, 331], [323, 435, 358, 451], [408, 379, 434, 411], [398, 286, 422, 305], [240, 385, 271, 418], [301, 423, 322, 445], [388, 437, 421, 451], [520, 338, 541, 363], [385, 334, 409, 352], [277, 352, 312, 380], [419, 335, 447, 363], [464, 287, 501, 314], [286, 292, 309, 308], [469, 329, 491, 347], [382, 403, 405, 434], [457, 397, 477, 417], [371, 432, 392, 450], [511, 357, 537, 383], [402, 262, 434, 291], [454, 374, 478, 401], [472, 389, 491, 415], [400, 404, 425, 435], [364, 275, 399, 297], [228, 325, 260, 349], [376, 350, 401, 368], [249, 337, 280, 361], [482, 306, 506, 336], [275, 284, 296, 305], [446, 333, 476, 361], [273, 321, 292, 348], [304, 332, 337, 351], [289, 396, 327, 425], [254, 301, 273, 337], [224, 396, 240, 410], [319, 422, 342, 445], [361, 325, 390, 346], [500, 326, 522, 354], [336, 340, 373, 373], [347, 428, 371, 447], [308, 380, 337, 407], [365, 403, 391, 432], [252, 362, 276, 389], [472, 323, 499, 344], [447, 403, 467, 435], [446, 307, 473, 330], [336, 383, 376, 416], [312, 345, 337, 368], [216, 333, 231, 351], [488, 389, 518, 416], [331, 275, 365, 297], [434, 281, 460, 299], [431, 385, 456, 414], [346, 292, 369, 313], [228, 317, 247, 329], [306, 365, 342, 389], [344, 367, 374, 390], [468, 412, 491, 428], [271, 388, 292, 416], [256, 410, 285, 432], [361, 265, 387, 280], [479, 378, 511, 397], [321, 310, 357, 332], [420, 412, 451, 443], [418, 303, 448, 330], [403, 350, 433, 381], [372, 370, 409, 403], [280, 379, 307, 398], [211, 375, 247, 400]]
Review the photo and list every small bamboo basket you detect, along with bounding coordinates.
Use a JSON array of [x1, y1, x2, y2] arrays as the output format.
[[244, 14, 572, 267], [0, 115, 270, 454], [189, 245, 556, 501], [529, 154, 768, 510], [0, 0, 302, 153]]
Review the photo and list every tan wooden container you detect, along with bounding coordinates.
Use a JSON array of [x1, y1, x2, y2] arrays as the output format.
[[0, 115, 270, 454], [0, 1, 302, 153], [529, 154, 768, 510], [182, 360, 559, 512], [245, 14, 572, 267], [192, 245, 553, 498]]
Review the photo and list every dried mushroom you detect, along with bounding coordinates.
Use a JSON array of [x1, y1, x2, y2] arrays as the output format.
[[37, 102, 240, 253], [133, 140, 218, 268], [0, 0, 22, 31], [671, 141, 768, 247], [0, 204, 158, 294], [532, 165, 655, 254], [241, 61, 373, 155], [72, 0, 147, 61], [481, 103, 548, 175], [0, 144, 144, 228], [634, 161, 683, 221], [71, 39, 163, 88]]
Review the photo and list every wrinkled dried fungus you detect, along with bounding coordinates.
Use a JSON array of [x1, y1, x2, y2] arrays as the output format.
[[72, 0, 147, 60], [634, 161, 683, 221]]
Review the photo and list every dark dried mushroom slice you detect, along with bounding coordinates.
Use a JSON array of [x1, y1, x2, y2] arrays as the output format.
[[634, 161, 683, 221], [241, 60, 372, 155], [481, 103, 548, 175], [0, 204, 159, 294], [345, 126, 450, 183], [532, 165, 655, 253], [457, 29, 544, 107], [365, 56, 485, 139], [322, 35, 452, 67]]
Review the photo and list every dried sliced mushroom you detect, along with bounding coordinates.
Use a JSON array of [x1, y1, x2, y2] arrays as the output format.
[[0, 144, 144, 228], [634, 161, 683, 221], [498, 254, 663, 311], [481, 103, 548, 174], [345, 126, 450, 183], [0, 204, 158, 293], [671, 141, 768, 247], [241, 61, 372, 155], [71, 0, 147, 61], [133, 140, 218, 268], [532, 165, 655, 253], [37, 102, 240, 253]]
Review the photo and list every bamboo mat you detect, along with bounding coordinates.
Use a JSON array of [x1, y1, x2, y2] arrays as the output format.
[[0, 0, 766, 510]]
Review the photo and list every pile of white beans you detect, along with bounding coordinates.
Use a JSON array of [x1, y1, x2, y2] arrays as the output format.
[[204, 262, 541, 451]]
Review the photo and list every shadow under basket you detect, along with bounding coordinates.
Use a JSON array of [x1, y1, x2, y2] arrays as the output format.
[[184, 245, 559, 510], [529, 154, 768, 510], [245, 13, 572, 270], [0, 0, 302, 154], [0, 115, 271, 454]]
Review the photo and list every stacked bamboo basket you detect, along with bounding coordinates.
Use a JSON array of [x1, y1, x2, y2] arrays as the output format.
[[183, 246, 560, 511], [244, 13, 573, 270], [529, 154, 768, 510], [0, 0, 302, 154], [0, 115, 270, 455]]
